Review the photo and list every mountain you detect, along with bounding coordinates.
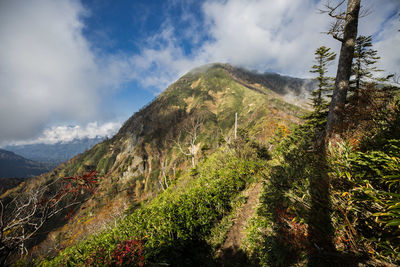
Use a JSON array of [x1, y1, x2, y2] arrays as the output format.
[[4, 136, 105, 166], [0, 149, 51, 194], [0, 149, 51, 179], [2, 63, 315, 261]]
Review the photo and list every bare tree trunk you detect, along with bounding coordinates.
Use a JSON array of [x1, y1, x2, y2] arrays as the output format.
[[191, 144, 195, 168], [160, 158, 169, 190], [326, 0, 361, 137], [144, 157, 152, 192], [174, 115, 203, 168], [234, 112, 238, 140]]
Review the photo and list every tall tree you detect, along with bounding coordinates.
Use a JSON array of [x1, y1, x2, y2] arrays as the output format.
[[324, 0, 361, 137], [310, 46, 336, 112]]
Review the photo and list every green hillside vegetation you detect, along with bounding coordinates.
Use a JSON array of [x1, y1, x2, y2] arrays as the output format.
[[39, 132, 268, 266], [243, 94, 400, 266]]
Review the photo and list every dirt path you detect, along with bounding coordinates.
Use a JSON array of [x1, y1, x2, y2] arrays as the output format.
[[218, 182, 263, 266]]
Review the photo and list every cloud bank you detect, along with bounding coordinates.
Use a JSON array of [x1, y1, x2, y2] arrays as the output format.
[[0, 0, 130, 144], [8, 121, 121, 146]]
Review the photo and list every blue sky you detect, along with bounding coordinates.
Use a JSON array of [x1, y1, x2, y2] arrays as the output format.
[[0, 0, 399, 145]]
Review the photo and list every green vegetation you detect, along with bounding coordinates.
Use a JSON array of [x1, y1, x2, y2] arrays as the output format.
[[242, 82, 400, 265], [39, 134, 268, 266], [239, 33, 400, 265]]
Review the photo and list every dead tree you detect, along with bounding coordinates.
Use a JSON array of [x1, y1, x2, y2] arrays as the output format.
[[160, 158, 169, 190], [321, 0, 361, 137], [0, 172, 98, 265], [155, 151, 169, 191], [175, 115, 204, 168], [234, 113, 238, 140]]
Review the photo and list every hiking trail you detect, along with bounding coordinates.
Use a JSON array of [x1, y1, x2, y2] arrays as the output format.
[[218, 182, 263, 266]]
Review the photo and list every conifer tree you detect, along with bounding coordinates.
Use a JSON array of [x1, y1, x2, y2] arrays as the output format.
[[350, 35, 382, 97], [310, 46, 336, 112]]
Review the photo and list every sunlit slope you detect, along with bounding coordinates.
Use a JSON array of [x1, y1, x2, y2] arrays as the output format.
[[15, 63, 310, 254]]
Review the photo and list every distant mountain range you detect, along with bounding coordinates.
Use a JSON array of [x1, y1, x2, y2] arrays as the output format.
[[0, 149, 51, 179], [4, 136, 105, 166], [0, 136, 105, 195]]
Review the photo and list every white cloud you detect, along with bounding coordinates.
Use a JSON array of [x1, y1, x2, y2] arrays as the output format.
[[1, 0, 397, 145], [0, 0, 130, 144], [359, 0, 400, 75], [130, 27, 205, 92], [371, 13, 400, 75], [130, 0, 399, 91], [8, 121, 121, 145], [129, 0, 338, 91], [200, 0, 338, 76]]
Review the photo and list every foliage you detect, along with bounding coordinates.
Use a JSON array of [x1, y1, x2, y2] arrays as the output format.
[[110, 240, 144, 266], [206, 192, 247, 250], [242, 116, 320, 266], [328, 122, 400, 263], [41, 138, 267, 266], [244, 86, 400, 265]]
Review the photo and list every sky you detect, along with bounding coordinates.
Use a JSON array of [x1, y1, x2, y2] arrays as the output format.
[[0, 0, 399, 146]]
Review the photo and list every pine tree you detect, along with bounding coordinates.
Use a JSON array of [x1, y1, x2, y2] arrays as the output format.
[[350, 35, 382, 97], [310, 46, 336, 112]]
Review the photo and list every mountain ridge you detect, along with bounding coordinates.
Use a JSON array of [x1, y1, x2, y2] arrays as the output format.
[[187, 63, 315, 108]]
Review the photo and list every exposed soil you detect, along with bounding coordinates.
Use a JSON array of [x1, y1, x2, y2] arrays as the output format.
[[218, 182, 263, 266]]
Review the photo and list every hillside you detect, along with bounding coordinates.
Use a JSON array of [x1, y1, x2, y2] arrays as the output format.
[[1, 63, 312, 264], [0, 149, 50, 179]]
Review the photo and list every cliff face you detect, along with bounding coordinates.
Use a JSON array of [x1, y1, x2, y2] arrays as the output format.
[[6, 63, 313, 254]]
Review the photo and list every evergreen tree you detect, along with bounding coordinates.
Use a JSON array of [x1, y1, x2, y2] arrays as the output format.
[[310, 46, 336, 112], [350, 35, 382, 97]]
